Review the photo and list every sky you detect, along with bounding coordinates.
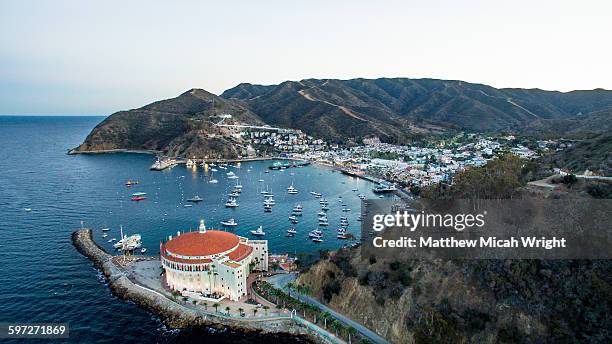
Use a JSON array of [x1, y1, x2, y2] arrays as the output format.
[[1, 0, 611, 115]]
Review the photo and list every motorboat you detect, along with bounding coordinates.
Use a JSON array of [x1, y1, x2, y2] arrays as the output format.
[[288, 215, 298, 221], [228, 191, 240, 197], [125, 180, 140, 186], [101, 228, 110, 232], [309, 230, 322, 238], [102, 234, 108, 238], [186, 159, 195, 168], [291, 218, 299, 224], [358, 194, 366, 200], [184, 204, 193, 208], [287, 228, 297, 234], [321, 205, 329, 211], [131, 192, 147, 201], [250, 226, 266, 236], [318, 221, 329, 226], [373, 183, 397, 193], [221, 218, 238, 227], [225, 198, 239, 208], [187, 195, 203, 203], [312, 237, 323, 243], [342, 208, 351, 212], [318, 211, 326, 217], [141, 248, 147, 253]]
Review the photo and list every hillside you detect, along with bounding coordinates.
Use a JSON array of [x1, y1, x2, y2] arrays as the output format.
[[539, 131, 612, 175], [72, 78, 612, 157], [223, 78, 612, 142], [297, 156, 612, 343], [72, 89, 262, 158]]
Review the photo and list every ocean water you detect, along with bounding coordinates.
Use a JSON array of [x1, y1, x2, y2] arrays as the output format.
[[0, 116, 389, 343]]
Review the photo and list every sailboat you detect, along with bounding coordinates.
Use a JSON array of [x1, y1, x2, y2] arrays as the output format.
[[287, 182, 298, 194], [250, 226, 266, 236], [208, 171, 218, 184]]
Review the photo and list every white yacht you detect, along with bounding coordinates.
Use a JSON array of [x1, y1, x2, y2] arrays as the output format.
[[250, 226, 266, 236], [309, 230, 322, 238], [221, 218, 238, 227], [287, 184, 298, 194], [186, 159, 195, 168], [287, 228, 297, 234], [225, 198, 239, 208], [113, 227, 142, 251]]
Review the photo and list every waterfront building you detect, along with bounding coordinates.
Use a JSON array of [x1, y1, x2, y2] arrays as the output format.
[[160, 220, 268, 301]]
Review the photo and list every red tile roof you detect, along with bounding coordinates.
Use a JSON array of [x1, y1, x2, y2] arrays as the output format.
[[226, 244, 253, 262], [164, 230, 240, 257]]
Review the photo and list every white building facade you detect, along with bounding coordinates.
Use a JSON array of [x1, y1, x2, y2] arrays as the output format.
[[160, 220, 268, 301]]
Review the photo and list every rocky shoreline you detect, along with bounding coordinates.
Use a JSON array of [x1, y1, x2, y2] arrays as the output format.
[[71, 229, 330, 343]]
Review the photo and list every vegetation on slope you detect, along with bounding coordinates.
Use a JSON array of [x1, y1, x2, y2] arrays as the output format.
[[297, 156, 611, 343]]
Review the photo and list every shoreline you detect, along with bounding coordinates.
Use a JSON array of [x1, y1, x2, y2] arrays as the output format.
[[68, 148, 161, 155], [71, 229, 334, 343]]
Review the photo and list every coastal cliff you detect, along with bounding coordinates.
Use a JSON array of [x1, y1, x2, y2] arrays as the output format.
[[71, 229, 326, 343], [71, 89, 261, 158]]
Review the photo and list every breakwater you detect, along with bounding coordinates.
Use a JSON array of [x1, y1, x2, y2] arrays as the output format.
[[71, 229, 331, 343]]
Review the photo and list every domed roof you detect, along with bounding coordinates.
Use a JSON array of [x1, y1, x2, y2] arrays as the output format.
[[164, 230, 240, 257]]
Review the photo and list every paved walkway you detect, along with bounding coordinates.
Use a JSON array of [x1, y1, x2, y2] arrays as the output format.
[[267, 274, 389, 344]]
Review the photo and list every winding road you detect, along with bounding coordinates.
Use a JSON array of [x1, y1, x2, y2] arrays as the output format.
[[268, 274, 389, 344]]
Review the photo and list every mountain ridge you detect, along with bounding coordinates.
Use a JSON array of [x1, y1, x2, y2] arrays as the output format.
[[73, 77, 612, 157]]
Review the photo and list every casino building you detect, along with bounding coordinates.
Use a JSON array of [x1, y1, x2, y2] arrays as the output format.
[[160, 220, 268, 301]]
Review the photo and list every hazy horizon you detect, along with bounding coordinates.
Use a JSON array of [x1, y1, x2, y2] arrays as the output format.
[[2, 0, 611, 115]]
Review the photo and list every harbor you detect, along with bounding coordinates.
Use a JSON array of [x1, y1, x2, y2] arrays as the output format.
[[72, 228, 341, 343]]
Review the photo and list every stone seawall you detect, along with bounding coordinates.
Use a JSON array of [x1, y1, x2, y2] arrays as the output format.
[[72, 229, 331, 343]]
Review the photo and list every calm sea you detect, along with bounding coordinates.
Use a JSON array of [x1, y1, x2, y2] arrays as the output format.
[[0, 116, 389, 343]]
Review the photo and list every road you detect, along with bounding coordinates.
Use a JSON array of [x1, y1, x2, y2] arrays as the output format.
[[267, 274, 389, 344]]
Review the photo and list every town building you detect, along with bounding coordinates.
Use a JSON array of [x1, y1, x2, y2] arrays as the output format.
[[160, 220, 268, 302]]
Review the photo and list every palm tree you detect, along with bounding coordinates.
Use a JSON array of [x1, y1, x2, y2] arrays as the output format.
[[286, 282, 295, 297], [331, 320, 341, 337], [213, 303, 219, 313], [347, 326, 357, 344], [322, 312, 331, 329], [252, 308, 258, 317], [263, 305, 270, 316], [238, 307, 244, 317], [202, 302, 208, 310], [225, 306, 231, 315]]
